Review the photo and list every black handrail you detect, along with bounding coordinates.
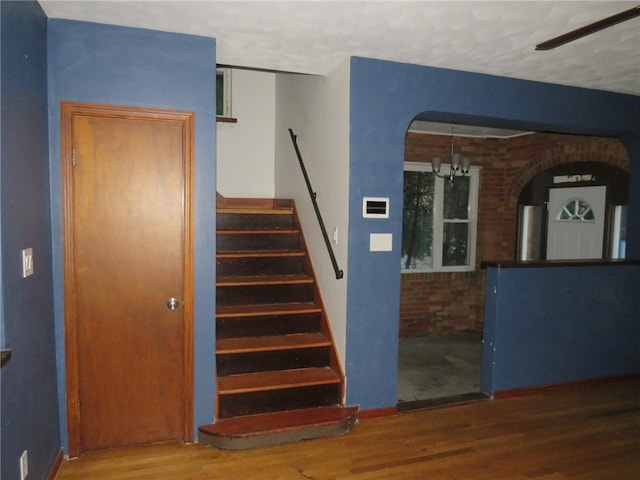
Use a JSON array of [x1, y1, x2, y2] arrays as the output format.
[[288, 129, 344, 280]]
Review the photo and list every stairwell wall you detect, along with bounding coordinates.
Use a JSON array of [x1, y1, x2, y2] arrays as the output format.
[[217, 69, 276, 198], [274, 61, 351, 375]]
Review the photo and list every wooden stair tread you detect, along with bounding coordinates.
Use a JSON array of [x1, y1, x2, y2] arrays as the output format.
[[199, 406, 358, 437], [217, 228, 300, 235], [217, 250, 305, 258], [217, 333, 330, 354], [217, 274, 313, 287], [218, 367, 340, 394], [217, 207, 293, 215], [216, 302, 322, 318]]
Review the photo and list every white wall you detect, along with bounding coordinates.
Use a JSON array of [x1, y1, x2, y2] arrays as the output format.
[[274, 60, 351, 370], [216, 68, 276, 198]]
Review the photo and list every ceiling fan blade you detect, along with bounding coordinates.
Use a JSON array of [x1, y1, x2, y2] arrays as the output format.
[[536, 4, 640, 50]]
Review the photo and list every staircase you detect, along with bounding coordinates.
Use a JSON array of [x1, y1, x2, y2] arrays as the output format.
[[198, 198, 357, 450]]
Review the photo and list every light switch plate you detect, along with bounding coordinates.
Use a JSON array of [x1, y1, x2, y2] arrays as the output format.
[[22, 248, 34, 278]]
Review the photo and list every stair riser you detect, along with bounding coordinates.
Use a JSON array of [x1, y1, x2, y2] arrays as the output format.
[[217, 213, 294, 230], [218, 384, 341, 418], [217, 256, 306, 276], [217, 313, 322, 339], [217, 347, 331, 376], [217, 233, 300, 252], [217, 284, 314, 306]]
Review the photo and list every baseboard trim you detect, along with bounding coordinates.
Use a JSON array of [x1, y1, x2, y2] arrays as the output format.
[[358, 406, 397, 420], [48, 448, 64, 480], [493, 373, 640, 399]]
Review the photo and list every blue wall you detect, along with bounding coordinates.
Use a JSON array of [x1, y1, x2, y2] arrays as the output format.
[[1, 2, 61, 478], [47, 20, 217, 448], [482, 264, 640, 394], [346, 56, 640, 410], [5, 9, 639, 459]]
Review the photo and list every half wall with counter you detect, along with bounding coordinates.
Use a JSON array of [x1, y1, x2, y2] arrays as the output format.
[[481, 260, 640, 397]]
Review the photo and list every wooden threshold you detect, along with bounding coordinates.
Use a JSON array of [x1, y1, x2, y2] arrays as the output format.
[[218, 367, 340, 395], [217, 333, 331, 354], [216, 302, 322, 318]]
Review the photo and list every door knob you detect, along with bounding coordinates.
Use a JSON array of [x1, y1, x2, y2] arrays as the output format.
[[166, 298, 180, 311]]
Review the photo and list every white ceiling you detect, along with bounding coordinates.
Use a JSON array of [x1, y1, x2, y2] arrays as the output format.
[[39, 1, 640, 97]]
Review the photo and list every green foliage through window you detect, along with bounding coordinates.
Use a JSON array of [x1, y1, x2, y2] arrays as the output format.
[[402, 171, 434, 269]]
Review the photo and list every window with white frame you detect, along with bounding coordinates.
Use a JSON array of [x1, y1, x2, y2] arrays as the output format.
[[216, 67, 232, 117], [401, 162, 480, 272]]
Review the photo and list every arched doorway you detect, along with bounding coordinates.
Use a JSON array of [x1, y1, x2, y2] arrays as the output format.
[[397, 120, 502, 410], [396, 121, 630, 410]]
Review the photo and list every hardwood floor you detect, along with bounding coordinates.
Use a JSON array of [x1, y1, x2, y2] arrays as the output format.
[[57, 379, 639, 479]]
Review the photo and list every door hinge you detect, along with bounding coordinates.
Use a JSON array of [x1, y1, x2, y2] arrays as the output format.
[[72, 148, 77, 167]]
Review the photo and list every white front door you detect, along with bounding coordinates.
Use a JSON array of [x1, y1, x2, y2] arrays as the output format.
[[546, 185, 606, 260]]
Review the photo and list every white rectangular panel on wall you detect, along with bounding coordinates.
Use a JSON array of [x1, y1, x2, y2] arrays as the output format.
[[370, 233, 392, 251]]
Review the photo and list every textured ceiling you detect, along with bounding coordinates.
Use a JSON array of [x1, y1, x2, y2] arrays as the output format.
[[39, 1, 640, 96]]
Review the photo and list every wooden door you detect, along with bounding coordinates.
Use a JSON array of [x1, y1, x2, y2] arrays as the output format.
[[61, 103, 194, 456]]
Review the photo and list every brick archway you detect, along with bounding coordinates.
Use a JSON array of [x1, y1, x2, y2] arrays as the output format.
[[499, 135, 630, 259], [505, 137, 630, 209]]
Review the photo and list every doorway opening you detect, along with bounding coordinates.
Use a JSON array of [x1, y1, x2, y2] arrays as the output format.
[[397, 120, 505, 411], [396, 121, 630, 411]]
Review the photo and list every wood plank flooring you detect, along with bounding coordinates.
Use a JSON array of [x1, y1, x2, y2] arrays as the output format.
[[57, 379, 639, 480]]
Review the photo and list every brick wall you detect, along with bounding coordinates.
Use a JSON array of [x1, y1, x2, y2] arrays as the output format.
[[399, 131, 630, 337]]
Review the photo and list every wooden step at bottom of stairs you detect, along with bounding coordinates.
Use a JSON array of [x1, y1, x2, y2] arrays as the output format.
[[198, 405, 359, 450]]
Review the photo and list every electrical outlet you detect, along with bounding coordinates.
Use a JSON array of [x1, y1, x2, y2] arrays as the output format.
[[20, 450, 28, 480], [22, 248, 34, 278]]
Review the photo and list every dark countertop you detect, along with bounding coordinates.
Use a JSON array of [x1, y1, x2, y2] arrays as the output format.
[[481, 259, 640, 269]]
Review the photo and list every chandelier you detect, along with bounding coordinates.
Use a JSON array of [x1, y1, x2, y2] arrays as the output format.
[[431, 125, 471, 182]]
